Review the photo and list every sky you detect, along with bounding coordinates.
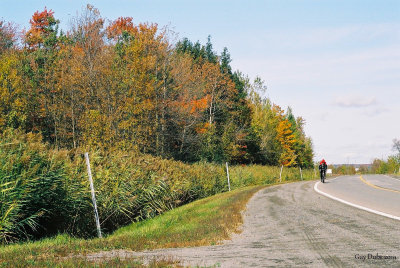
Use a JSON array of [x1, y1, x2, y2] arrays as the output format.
[[2, 0, 400, 164]]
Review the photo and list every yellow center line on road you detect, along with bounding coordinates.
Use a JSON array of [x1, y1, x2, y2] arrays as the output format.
[[359, 175, 400, 194]]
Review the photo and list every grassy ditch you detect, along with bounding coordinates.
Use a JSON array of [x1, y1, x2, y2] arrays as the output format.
[[0, 129, 316, 266], [0, 129, 315, 244], [0, 185, 263, 267]]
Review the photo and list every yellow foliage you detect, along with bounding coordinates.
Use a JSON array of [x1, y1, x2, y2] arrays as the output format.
[[0, 52, 26, 129], [273, 105, 297, 167]]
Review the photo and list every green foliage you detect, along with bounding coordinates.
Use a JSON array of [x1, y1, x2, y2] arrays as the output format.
[[332, 164, 356, 175], [176, 38, 208, 62], [0, 129, 69, 243], [369, 157, 399, 174]]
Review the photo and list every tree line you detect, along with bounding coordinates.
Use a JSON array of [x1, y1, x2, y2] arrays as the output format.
[[330, 139, 400, 174], [367, 139, 400, 174], [0, 5, 313, 167]]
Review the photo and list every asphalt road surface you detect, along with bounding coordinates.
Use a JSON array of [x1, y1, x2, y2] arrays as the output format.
[[316, 175, 400, 219], [88, 177, 400, 267]]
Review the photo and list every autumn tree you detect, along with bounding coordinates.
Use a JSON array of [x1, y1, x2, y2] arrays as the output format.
[[25, 7, 59, 49], [223, 70, 253, 163], [249, 94, 279, 164], [0, 6, 314, 167], [167, 52, 208, 160], [106, 17, 137, 42], [247, 78, 312, 167], [0, 52, 27, 130], [286, 107, 314, 168], [66, 4, 109, 148], [106, 18, 172, 154], [175, 38, 257, 163], [0, 21, 17, 54], [20, 7, 62, 146], [273, 105, 297, 166], [51, 43, 85, 148]]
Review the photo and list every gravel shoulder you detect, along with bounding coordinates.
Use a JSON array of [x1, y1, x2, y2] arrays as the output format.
[[87, 180, 400, 267]]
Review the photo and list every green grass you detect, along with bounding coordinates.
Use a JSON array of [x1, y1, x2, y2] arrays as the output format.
[[0, 130, 316, 267], [230, 164, 317, 187], [0, 185, 264, 267]]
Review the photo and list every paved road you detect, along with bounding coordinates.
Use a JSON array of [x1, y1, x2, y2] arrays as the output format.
[[316, 175, 400, 219], [365, 175, 400, 191], [88, 179, 400, 267]]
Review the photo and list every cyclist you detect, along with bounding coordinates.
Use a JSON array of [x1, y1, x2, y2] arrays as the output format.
[[319, 159, 327, 183]]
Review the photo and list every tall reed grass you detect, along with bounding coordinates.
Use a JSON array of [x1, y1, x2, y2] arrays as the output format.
[[0, 129, 314, 244], [229, 164, 316, 188]]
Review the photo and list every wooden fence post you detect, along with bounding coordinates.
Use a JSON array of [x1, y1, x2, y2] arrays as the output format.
[[300, 167, 303, 180], [85, 152, 102, 238], [225, 162, 231, 191]]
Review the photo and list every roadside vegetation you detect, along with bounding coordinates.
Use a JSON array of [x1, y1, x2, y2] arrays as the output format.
[[0, 128, 314, 267], [0, 185, 267, 267], [367, 139, 400, 174], [0, 4, 315, 245], [0, 5, 317, 267], [0, 129, 315, 245]]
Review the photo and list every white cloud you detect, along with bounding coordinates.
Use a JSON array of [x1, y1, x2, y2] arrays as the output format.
[[333, 95, 377, 108], [229, 23, 400, 164], [232, 44, 400, 91], [363, 106, 391, 117], [285, 23, 400, 49]]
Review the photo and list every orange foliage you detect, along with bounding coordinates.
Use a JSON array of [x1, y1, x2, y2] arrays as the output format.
[[195, 122, 210, 134], [106, 17, 137, 40], [190, 97, 208, 114], [25, 7, 56, 48], [30, 7, 54, 30]]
